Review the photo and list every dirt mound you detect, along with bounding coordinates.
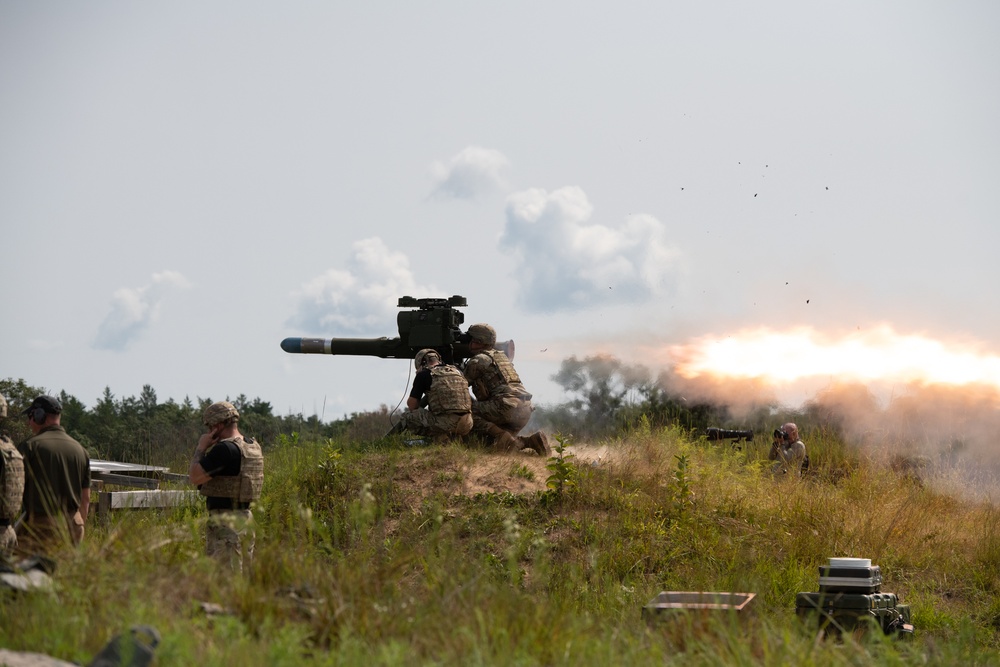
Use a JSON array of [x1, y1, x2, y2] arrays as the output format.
[[390, 441, 625, 502]]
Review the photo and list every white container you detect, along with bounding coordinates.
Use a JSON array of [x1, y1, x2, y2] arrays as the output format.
[[829, 557, 871, 568]]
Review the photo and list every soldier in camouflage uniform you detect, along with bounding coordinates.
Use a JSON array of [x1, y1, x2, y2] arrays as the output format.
[[462, 323, 551, 456], [189, 401, 263, 573], [0, 393, 25, 559], [395, 349, 473, 441]]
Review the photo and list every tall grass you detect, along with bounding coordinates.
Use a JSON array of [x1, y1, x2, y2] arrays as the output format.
[[2, 428, 999, 665]]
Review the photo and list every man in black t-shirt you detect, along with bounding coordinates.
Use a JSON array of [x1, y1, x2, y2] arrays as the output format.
[[189, 401, 263, 573], [394, 349, 473, 441]]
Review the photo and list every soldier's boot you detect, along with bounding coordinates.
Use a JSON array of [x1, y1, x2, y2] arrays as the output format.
[[483, 422, 521, 453], [518, 432, 552, 457], [384, 419, 406, 438]]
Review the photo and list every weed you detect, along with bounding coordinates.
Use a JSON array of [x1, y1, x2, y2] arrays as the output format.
[[541, 433, 578, 507], [509, 463, 535, 481]]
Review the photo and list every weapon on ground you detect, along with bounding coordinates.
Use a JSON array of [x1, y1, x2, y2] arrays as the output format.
[[280, 295, 514, 365], [705, 428, 754, 443]]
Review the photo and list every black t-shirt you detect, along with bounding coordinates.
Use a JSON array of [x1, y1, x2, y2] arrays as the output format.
[[409, 368, 433, 401], [199, 439, 248, 511]]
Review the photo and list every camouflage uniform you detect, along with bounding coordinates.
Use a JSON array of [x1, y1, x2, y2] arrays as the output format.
[[461, 324, 549, 456], [399, 363, 473, 440], [196, 402, 263, 573], [0, 393, 25, 559], [465, 348, 534, 435]]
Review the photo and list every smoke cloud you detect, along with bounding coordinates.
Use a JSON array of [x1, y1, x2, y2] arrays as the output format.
[[499, 186, 682, 313], [92, 270, 191, 351], [430, 146, 509, 200], [288, 237, 438, 336]]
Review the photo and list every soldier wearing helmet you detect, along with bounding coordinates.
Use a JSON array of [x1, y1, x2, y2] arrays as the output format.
[[17, 395, 90, 551], [770, 422, 808, 477], [391, 349, 473, 441], [189, 400, 264, 573], [462, 324, 551, 457], [0, 393, 25, 558]]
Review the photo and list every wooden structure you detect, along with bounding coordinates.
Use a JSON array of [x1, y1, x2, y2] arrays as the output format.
[[90, 459, 199, 521]]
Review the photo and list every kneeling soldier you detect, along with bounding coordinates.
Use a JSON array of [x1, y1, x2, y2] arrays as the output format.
[[394, 349, 473, 442]]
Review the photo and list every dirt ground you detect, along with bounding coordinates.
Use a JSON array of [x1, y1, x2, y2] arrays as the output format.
[[392, 441, 618, 501]]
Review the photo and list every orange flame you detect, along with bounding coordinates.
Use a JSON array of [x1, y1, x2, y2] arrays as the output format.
[[663, 324, 1000, 388]]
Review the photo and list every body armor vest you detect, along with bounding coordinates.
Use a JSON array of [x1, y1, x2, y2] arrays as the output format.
[[427, 365, 472, 414], [0, 436, 24, 521], [199, 436, 264, 503], [467, 349, 530, 402]]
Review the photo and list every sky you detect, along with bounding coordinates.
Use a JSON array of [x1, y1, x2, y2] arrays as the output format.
[[2, 2, 999, 424]]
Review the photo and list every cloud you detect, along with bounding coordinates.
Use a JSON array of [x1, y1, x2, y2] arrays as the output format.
[[430, 146, 509, 199], [92, 270, 192, 351], [499, 186, 682, 312], [288, 237, 438, 336]]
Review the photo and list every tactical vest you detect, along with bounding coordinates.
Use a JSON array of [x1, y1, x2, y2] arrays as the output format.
[[199, 436, 264, 503], [0, 436, 24, 521], [427, 365, 472, 414], [467, 349, 530, 402]]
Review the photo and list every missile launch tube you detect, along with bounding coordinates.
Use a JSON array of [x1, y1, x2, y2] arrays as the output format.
[[280, 337, 410, 358]]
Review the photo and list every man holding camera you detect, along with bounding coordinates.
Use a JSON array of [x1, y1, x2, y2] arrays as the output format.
[[770, 422, 807, 477]]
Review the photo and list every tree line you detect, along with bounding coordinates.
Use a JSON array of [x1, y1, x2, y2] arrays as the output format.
[[0, 377, 391, 470], [3, 354, 787, 470]]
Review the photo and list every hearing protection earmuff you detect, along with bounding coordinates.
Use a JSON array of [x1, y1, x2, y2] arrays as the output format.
[[30, 407, 47, 424]]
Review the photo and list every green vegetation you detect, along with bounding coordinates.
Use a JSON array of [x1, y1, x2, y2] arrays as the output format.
[[3, 422, 1000, 665], [3, 372, 999, 664]]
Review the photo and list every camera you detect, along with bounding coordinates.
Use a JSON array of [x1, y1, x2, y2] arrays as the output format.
[[773, 428, 788, 441]]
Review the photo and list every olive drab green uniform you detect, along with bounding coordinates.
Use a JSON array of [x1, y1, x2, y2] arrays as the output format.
[[400, 365, 473, 439], [464, 348, 534, 438], [200, 436, 263, 573], [0, 435, 24, 558]]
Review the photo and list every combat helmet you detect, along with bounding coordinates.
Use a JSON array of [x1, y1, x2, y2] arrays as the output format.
[[467, 323, 497, 346], [203, 401, 240, 427], [0, 393, 6, 418], [414, 349, 442, 370]]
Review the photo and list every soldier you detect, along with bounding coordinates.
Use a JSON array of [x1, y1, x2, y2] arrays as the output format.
[[462, 323, 551, 456], [770, 422, 808, 477], [394, 349, 473, 441], [189, 401, 263, 573], [0, 393, 25, 559], [17, 395, 90, 550]]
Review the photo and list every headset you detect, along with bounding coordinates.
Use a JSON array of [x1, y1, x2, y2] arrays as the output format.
[[30, 407, 47, 424]]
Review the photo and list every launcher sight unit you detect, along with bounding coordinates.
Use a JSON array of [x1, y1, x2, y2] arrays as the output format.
[[280, 295, 513, 365]]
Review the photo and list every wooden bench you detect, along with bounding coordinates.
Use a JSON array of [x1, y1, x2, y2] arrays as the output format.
[[96, 490, 201, 520]]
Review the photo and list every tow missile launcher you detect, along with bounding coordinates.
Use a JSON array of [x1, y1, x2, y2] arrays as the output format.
[[280, 295, 514, 365]]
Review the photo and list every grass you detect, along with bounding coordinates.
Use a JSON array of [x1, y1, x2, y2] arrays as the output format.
[[2, 428, 1000, 665]]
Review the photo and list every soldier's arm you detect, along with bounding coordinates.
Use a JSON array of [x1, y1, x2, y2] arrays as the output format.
[[79, 487, 90, 521]]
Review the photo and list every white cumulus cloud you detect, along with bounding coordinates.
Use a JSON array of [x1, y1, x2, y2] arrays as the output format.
[[92, 270, 192, 351], [430, 146, 509, 199], [499, 186, 682, 312], [289, 237, 438, 336]]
